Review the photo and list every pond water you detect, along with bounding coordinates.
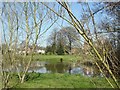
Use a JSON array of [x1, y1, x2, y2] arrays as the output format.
[[2, 60, 102, 77], [27, 61, 102, 77]]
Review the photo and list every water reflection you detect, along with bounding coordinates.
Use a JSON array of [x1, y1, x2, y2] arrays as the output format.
[[82, 66, 93, 77], [70, 67, 83, 74], [27, 61, 97, 77], [28, 67, 48, 73], [2, 60, 101, 77], [44, 61, 68, 73]]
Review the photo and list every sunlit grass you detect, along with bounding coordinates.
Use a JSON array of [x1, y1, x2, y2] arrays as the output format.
[[13, 73, 115, 88], [33, 54, 83, 63], [14, 54, 84, 63]]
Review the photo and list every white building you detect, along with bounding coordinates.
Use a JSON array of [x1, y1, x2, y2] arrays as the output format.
[[36, 50, 45, 54]]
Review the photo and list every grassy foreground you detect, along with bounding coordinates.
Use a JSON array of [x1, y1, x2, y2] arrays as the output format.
[[12, 73, 115, 88], [7, 54, 118, 88]]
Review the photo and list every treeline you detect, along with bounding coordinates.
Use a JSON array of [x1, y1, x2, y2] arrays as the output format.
[[45, 26, 80, 55]]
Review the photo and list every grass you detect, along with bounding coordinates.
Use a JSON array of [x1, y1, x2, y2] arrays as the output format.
[[33, 54, 83, 63], [16, 54, 92, 64], [0, 73, 2, 89], [2, 54, 119, 88], [12, 73, 115, 88]]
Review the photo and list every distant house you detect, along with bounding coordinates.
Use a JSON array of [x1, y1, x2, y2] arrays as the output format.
[[19, 41, 45, 55], [36, 49, 45, 54], [18, 41, 33, 55], [35, 45, 45, 54]]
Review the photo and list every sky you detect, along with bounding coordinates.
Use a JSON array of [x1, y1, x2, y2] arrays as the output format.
[[0, 2, 111, 47], [36, 2, 107, 47], [0, 0, 119, 2], [38, 2, 83, 47]]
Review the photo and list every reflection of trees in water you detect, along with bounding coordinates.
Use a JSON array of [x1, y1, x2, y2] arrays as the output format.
[[93, 66, 101, 76], [3, 59, 104, 77], [45, 64, 56, 73], [45, 62, 68, 73], [55, 62, 65, 73], [83, 67, 93, 76]]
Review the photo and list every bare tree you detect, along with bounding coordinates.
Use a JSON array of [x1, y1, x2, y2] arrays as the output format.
[[42, 2, 119, 88], [60, 26, 80, 54], [1, 3, 22, 88], [19, 2, 58, 83], [1, 2, 58, 87], [47, 28, 58, 54]]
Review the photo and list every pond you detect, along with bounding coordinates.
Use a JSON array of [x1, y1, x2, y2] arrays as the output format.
[[2, 60, 102, 77], [27, 60, 102, 77]]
